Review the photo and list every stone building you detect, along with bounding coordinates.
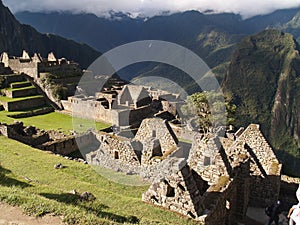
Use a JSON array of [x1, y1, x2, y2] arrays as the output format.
[[0, 51, 81, 79], [143, 124, 281, 224], [87, 118, 281, 224], [87, 118, 180, 169], [62, 83, 183, 128]]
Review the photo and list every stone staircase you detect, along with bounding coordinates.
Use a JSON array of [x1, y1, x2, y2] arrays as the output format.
[[0, 74, 53, 113]]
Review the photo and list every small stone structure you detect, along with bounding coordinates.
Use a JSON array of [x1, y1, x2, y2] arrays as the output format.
[[0, 121, 97, 155]]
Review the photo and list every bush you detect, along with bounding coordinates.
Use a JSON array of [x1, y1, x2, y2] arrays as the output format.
[[51, 84, 67, 101]]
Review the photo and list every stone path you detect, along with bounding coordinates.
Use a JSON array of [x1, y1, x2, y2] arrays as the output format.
[[0, 203, 65, 225]]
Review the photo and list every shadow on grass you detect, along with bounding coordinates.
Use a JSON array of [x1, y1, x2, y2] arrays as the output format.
[[0, 165, 32, 188], [40, 193, 139, 224]]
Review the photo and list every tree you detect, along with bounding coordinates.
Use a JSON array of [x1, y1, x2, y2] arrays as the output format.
[[181, 91, 236, 133]]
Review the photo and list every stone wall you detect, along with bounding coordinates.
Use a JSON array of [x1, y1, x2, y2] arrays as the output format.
[[95, 132, 140, 166], [4, 87, 37, 98], [2, 97, 45, 111], [169, 123, 197, 141], [38, 132, 98, 156], [201, 179, 235, 225], [64, 97, 113, 123], [235, 124, 281, 206], [134, 118, 178, 155], [161, 100, 183, 116], [38, 62, 81, 77], [0, 122, 50, 146], [236, 124, 279, 175], [0, 122, 97, 156], [142, 159, 204, 219], [280, 176, 300, 210], [111, 105, 152, 127], [249, 175, 281, 207], [188, 134, 229, 185], [7, 59, 38, 78]]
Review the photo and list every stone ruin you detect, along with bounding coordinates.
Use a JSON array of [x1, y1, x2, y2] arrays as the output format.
[[0, 51, 286, 224], [0, 121, 98, 156], [62, 82, 184, 130], [0, 51, 81, 80], [86, 118, 282, 224], [0, 51, 82, 108]]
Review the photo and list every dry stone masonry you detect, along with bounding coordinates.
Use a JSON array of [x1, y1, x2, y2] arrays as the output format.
[[87, 119, 282, 224]]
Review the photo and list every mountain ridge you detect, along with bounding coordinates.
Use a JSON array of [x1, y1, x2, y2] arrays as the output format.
[[0, 1, 100, 68], [222, 29, 300, 158]]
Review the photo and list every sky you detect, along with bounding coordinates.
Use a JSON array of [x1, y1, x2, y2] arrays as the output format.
[[3, 0, 300, 19]]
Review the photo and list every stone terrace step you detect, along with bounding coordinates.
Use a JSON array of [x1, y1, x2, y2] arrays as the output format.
[[11, 81, 32, 89], [0, 95, 46, 112], [2, 74, 26, 85], [4, 86, 37, 98]]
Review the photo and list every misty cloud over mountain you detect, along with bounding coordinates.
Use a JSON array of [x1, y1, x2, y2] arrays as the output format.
[[3, 0, 300, 18]]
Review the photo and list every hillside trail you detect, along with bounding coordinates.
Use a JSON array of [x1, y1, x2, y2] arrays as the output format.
[[0, 203, 65, 225]]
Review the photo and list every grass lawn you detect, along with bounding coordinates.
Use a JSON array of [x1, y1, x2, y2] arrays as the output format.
[[0, 111, 110, 134], [0, 136, 195, 224], [0, 95, 43, 103], [5, 86, 36, 91]]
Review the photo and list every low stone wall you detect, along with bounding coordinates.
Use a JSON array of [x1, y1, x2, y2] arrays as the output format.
[[38, 132, 98, 156], [4, 87, 37, 98], [2, 97, 45, 111], [3, 74, 26, 84], [7, 107, 54, 119], [0, 122, 97, 156], [0, 123, 50, 146]]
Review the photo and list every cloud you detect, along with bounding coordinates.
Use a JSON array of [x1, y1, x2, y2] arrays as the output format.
[[3, 0, 300, 18]]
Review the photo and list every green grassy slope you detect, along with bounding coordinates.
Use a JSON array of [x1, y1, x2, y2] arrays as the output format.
[[0, 111, 110, 134], [0, 136, 195, 225]]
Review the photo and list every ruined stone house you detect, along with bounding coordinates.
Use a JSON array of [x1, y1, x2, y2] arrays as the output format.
[[87, 118, 281, 225], [0, 51, 80, 79]]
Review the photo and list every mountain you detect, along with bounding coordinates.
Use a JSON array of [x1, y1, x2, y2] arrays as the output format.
[[14, 8, 300, 81], [15, 8, 300, 52], [222, 29, 300, 160], [0, 1, 100, 68]]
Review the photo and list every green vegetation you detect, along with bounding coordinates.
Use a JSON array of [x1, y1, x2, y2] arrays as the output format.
[[4, 86, 35, 92], [210, 176, 230, 192], [0, 136, 195, 224], [0, 95, 44, 103], [222, 29, 300, 159], [0, 111, 110, 134], [181, 91, 236, 133]]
